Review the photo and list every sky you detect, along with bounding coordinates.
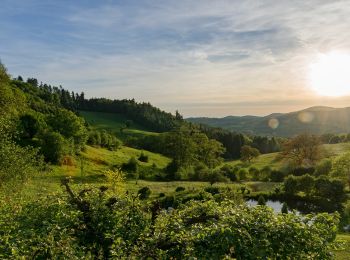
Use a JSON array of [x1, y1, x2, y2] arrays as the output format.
[[1, 0, 350, 117]]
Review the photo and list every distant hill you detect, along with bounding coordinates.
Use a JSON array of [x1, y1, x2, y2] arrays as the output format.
[[187, 106, 350, 137]]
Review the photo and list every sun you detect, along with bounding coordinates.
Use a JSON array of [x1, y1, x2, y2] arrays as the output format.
[[309, 52, 350, 97]]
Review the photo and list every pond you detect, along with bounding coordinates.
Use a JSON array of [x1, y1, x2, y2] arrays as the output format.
[[246, 199, 292, 214], [245, 199, 334, 215]]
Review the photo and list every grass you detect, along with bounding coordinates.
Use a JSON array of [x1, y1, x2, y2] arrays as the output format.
[[333, 233, 350, 259], [79, 111, 159, 140], [225, 142, 350, 171], [49, 145, 171, 180]]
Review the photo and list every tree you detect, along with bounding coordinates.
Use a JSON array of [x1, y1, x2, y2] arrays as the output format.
[[315, 159, 332, 176], [284, 175, 298, 195], [206, 170, 228, 186], [331, 152, 350, 187], [39, 131, 68, 163], [240, 145, 260, 163], [281, 202, 288, 214], [257, 195, 266, 206], [281, 133, 321, 166]]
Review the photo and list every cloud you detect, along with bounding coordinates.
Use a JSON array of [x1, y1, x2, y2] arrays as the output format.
[[1, 0, 350, 116]]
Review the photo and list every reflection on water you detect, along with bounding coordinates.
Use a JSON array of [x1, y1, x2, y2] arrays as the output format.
[[246, 199, 325, 215], [246, 199, 289, 213]]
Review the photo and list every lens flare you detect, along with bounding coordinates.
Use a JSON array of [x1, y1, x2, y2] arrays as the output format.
[[298, 111, 314, 123], [268, 118, 279, 129]]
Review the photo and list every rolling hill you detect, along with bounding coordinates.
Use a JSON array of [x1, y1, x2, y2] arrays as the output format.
[[80, 111, 159, 141], [187, 106, 350, 137]]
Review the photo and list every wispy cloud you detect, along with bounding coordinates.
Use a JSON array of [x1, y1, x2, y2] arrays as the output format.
[[1, 0, 350, 116]]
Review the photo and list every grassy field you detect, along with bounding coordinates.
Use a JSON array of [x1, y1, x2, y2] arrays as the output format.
[[50, 145, 171, 179], [225, 142, 350, 170], [80, 111, 159, 140], [334, 234, 350, 259]]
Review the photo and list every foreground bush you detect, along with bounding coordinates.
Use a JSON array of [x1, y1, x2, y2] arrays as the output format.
[[0, 181, 339, 259]]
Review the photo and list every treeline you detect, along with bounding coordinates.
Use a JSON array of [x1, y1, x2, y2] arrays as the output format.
[[0, 72, 90, 166], [78, 98, 184, 132], [15, 76, 183, 133], [128, 125, 282, 161], [199, 125, 281, 159], [87, 130, 121, 150]]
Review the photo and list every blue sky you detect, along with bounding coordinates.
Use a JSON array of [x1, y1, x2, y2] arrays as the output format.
[[1, 0, 350, 116]]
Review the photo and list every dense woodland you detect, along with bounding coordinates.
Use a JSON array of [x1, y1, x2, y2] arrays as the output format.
[[1, 63, 350, 258]]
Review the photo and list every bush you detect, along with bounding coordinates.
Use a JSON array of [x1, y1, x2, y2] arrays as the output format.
[[204, 186, 220, 195], [0, 183, 340, 259], [314, 159, 332, 176], [290, 167, 315, 176], [206, 170, 229, 185], [138, 152, 149, 162], [0, 138, 42, 190], [249, 167, 260, 180], [122, 157, 138, 173], [159, 193, 165, 198], [220, 164, 238, 181], [175, 186, 185, 192], [270, 170, 285, 182], [138, 186, 151, 200], [39, 131, 68, 164], [258, 195, 266, 206], [238, 168, 248, 181]]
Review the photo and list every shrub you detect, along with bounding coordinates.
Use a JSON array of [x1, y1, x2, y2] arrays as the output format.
[[206, 170, 229, 185], [249, 166, 260, 180], [138, 186, 151, 200], [39, 131, 68, 164], [175, 186, 185, 192], [238, 168, 248, 181], [314, 159, 332, 176], [122, 157, 138, 173], [159, 193, 165, 198], [204, 186, 220, 195], [281, 202, 288, 214], [220, 164, 238, 181], [270, 170, 285, 182], [290, 167, 315, 176], [0, 183, 340, 259], [138, 152, 149, 162], [258, 195, 266, 206]]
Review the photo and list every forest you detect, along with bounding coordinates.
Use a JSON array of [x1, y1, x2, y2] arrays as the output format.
[[1, 62, 350, 259]]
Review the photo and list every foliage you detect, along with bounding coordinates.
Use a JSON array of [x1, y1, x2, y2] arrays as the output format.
[[121, 157, 138, 173], [87, 130, 121, 150], [0, 138, 43, 190], [138, 152, 149, 162], [281, 202, 288, 214], [39, 131, 69, 163], [240, 145, 260, 163], [315, 159, 332, 176], [104, 168, 125, 193], [283, 174, 346, 201], [0, 181, 341, 259], [175, 186, 185, 192], [138, 186, 151, 200], [151, 200, 339, 259], [258, 195, 266, 205], [331, 152, 350, 186], [281, 133, 322, 166]]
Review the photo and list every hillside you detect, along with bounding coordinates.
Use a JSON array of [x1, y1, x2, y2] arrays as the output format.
[[188, 106, 350, 137], [80, 111, 159, 141]]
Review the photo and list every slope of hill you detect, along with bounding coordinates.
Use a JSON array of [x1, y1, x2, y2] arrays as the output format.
[[188, 106, 350, 137], [80, 111, 159, 141]]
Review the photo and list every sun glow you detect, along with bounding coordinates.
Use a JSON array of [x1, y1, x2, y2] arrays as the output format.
[[309, 52, 350, 96]]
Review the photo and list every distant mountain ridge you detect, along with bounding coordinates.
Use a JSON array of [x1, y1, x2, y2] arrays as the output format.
[[187, 106, 350, 137]]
